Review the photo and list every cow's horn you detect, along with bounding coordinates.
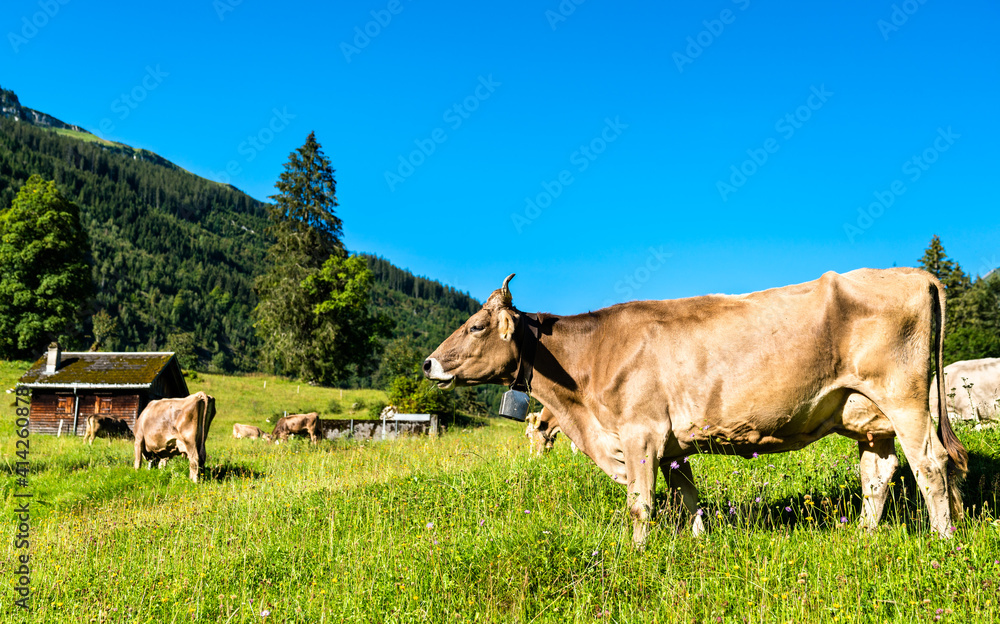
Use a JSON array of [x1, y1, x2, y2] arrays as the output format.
[[485, 273, 516, 309], [501, 274, 515, 299]]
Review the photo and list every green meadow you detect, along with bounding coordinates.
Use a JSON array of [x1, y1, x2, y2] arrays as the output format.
[[2, 361, 999, 623]]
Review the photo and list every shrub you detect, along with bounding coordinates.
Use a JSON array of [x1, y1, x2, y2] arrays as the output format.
[[327, 399, 343, 415], [387, 376, 447, 414], [367, 400, 388, 419]]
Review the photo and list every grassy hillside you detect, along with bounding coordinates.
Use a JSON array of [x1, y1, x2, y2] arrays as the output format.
[[3, 363, 999, 623], [51, 128, 119, 146]]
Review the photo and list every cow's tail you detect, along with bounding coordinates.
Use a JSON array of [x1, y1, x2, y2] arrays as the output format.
[[932, 279, 968, 482]]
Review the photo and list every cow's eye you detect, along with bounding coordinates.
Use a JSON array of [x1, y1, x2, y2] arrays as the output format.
[[469, 325, 486, 333]]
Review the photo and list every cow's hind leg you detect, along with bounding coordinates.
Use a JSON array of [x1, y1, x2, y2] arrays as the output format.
[[661, 460, 705, 537], [885, 407, 955, 537], [858, 438, 899, 530]]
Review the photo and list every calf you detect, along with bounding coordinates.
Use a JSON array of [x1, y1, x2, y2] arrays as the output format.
[[233, 423, 264, 439]]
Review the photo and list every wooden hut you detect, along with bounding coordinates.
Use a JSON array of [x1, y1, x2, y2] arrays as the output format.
[[17, 343, 189, 436]]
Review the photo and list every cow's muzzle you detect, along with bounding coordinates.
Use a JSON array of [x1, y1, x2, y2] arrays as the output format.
[[423, 358, 455, 389]]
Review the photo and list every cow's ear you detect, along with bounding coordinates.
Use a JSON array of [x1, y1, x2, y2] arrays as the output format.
[[498, 309, 515, 341]]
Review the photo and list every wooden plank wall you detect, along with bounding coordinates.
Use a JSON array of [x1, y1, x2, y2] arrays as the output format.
[[28, 391, 141, 436]]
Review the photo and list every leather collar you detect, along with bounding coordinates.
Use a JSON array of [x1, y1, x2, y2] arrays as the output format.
[[510, 312, 543, 393]]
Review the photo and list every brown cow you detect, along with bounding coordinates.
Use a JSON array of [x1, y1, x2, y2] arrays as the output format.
[[265, 412, 320, 444], [232, 423, 264, 439], [133, 392, 216, 482], [424, 270, 968, 545], [85, 415, 134, 444]]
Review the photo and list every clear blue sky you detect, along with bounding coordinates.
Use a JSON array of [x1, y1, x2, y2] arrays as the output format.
[[3, 0, 998, 314]]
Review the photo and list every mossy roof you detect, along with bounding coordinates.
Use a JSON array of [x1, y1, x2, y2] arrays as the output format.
[[18, 352, 178, 388]]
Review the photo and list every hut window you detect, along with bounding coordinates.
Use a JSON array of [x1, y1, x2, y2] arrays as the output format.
[[96, 397, 113, 414], [57, 397, 74, 413]]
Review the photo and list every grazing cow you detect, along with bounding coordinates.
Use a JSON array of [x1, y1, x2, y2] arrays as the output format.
[[525, 407, 578, 456], [232, 423, 264, 439], [424, 270, 968, 545], [524, 410, 556, 455], [931, 358, 1000, 421], [266, 412, 320, 444], [133, 392, 216, 483], [84, 415, 134, 444]]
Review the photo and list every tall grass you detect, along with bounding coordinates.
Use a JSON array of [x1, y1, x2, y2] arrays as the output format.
[[1, 364, 998, 623]]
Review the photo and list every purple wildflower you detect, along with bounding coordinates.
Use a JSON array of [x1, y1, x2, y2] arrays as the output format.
[[479, 519, 485, 526], [641, 459, 646, 464], [752, 452, 759, 459], [261, 610, 271, 618], [785, 506, 792, 512], [425, 522, 434, 530], [670, 461, 680, 470], [696, 508, 704, 516], [840, 516, 848, 523], [524, 509, 531, 514]]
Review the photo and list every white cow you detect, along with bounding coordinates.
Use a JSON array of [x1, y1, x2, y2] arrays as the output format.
[[931, 358, 1000, 421]]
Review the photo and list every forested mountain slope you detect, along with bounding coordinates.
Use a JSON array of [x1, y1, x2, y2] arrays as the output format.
[[0, 117, 269, 369], [364, 255, 480, 355], [0, 90, 479, 373]]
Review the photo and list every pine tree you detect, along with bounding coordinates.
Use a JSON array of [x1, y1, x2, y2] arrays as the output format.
[[919, 235, 970, 296], [254, 133, 388, 384], [266, 131, 344, 265], [0, 175, 94, 357]]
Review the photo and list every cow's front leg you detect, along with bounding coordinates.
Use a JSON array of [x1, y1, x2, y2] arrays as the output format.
[[133, 437, 143, 471], [623, 437, 659, 548], [858, 438, 899, 530], [662, 459, 705, 536]]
